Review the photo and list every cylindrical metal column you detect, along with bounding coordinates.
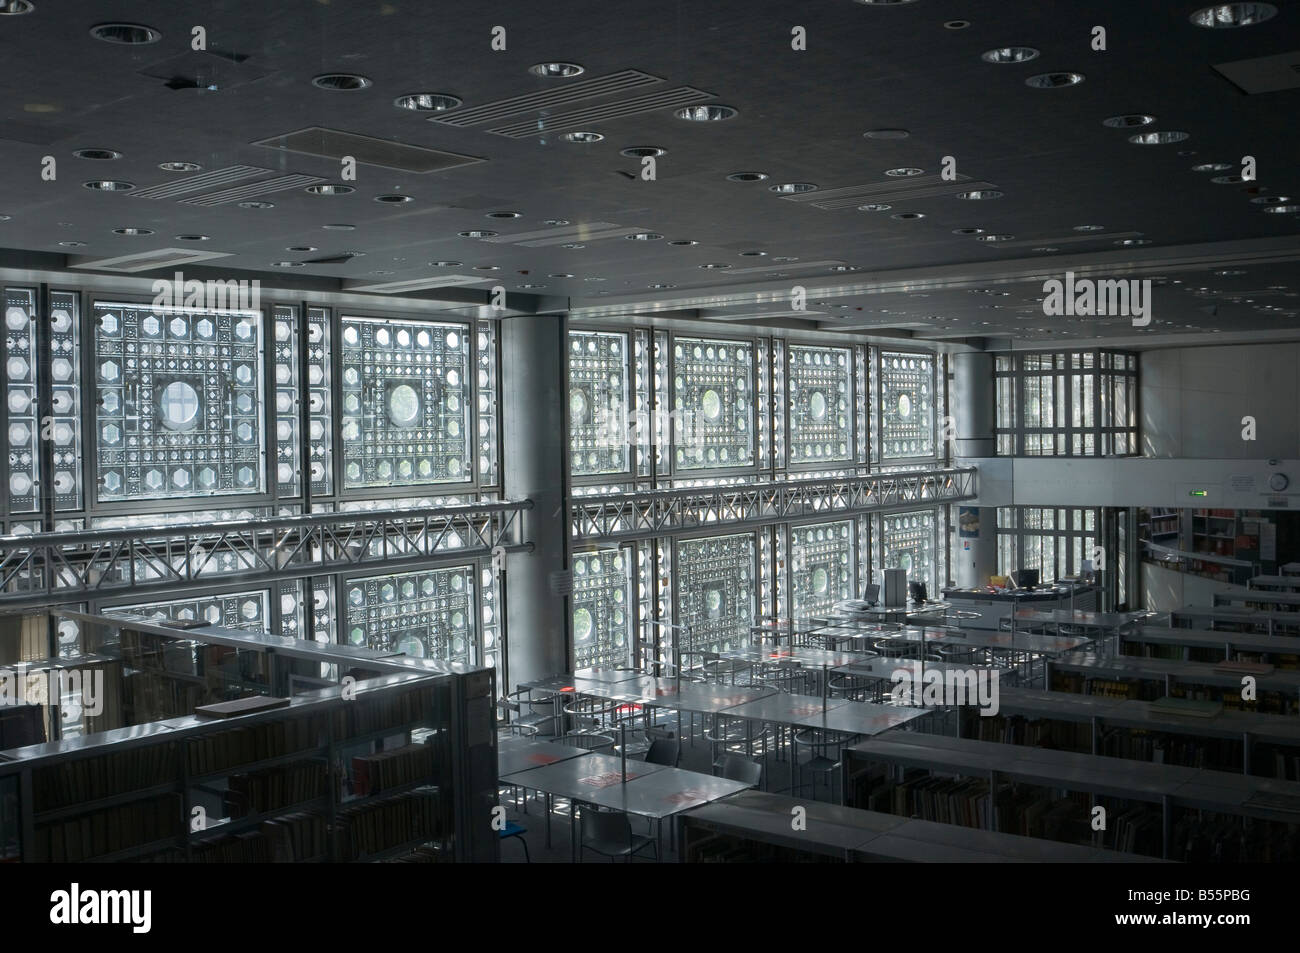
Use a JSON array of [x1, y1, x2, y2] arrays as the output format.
[[952, 353, 998, 587], [502, 314, 569, 691]]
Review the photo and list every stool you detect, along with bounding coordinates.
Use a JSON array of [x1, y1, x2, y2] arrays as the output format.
[[499, 820, 531, 862]]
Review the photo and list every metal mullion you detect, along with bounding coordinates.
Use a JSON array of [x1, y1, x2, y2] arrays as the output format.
[[36, 284, 55, 533], [297, 301, 313, 510]]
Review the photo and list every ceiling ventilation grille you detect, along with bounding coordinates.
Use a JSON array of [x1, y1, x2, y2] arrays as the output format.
[[129, 166, 271, 200], [180, 173, 326, 206], [253, 127, 484, 173], [432, 69, 664, 126], [488, 87, 715, 138], [777, 175, 1002, 209], [994, 231, 1145, 249], [68, 248, 233, 272], [345, 275, 494, 293], [1212, 51, 1300, 94]]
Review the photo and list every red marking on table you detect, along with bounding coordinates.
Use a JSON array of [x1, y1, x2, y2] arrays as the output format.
[[655, 687, 679, 696], [579, 771, 640, 788], [560, 686, 575, 692], [615, 703, 643, 714], [663, 790, 709, 805], [790, 705, 827, 716], [526, 753, 562, 765]]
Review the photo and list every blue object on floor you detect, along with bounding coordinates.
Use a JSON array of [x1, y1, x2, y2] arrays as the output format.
[[500, 820, 531, 862]]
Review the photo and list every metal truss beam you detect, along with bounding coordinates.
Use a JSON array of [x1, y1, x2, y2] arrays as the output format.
[[570, 468, 977, 542], [0, 501, 532, 608]]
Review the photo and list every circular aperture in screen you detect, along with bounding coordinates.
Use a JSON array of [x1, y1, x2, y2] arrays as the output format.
[[701, 388, 722, 421], [705, 588, 723, 618], [809, 390, 828, 420], [159, 381, 201, 431], [897, 393, 912, 418], [573, 607, 593, 641], [570, 389, 589, 423], [387, 383, 421, 427], [812, 567, 829, 594]]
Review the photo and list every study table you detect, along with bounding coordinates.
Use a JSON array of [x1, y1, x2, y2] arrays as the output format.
[[1120, 625, 1300, 661]]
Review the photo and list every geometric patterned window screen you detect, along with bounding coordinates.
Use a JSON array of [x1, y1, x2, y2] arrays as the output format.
[[339, 315, 472, 489], [273, 305, 333, 497], [880, 351, 934, 459], [672, 337, 754, 471], [675, 533, 756, 653], [787, 345, 852, 465], [93, 301, 265, 502], [569, 330, 630, 477], [4, 288, 40, 513], [790, 520, 855, 618], [571, 549, 632, 669], [106, 590, 271, 632], [48, 291, 83, 511], [343, 566, 476, 665], [878, 509, 937, 594]]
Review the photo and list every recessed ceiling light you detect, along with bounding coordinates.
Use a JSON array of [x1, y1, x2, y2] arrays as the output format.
[[1251, 195, 1292, 204], [89, 23, 161, 45], [1073, 224, 1106, 231], [487, 210, 521, 218], [548, 273, 574, 278], [1192, 162, 1233, 172], [112, 227, 153, 236], [322, 223, 355, 230], [312, 73, 372, 91], [473, 264, 500, 271], [584, 276, 607, 281], [977, 234, 1014, 242], [0, 215, 11, 221], [175, 234, 210, 241], [669, 240, 698, 246], [520, 283, 547, 289], [1263, 205, 1300, 214], [864, 128, 910, 139], [769, 182, 817, 194], [238, 201, 274, 210], [431, 260, 463, 267], [829, 265, 856, 272], [675, 105, 738, 121], [952, 227, 984, 235], [771, 256, 799, 262], [700, 263, 732, 269], [727, 171, 769, 182], [160, 161, 203, 173], [561, 242, 586, 249], [0, 2, 35, 14], [892, 212, 925, 220], [1129, 130, 1190, 145], [73, 148, 122, 160], [981, 47, 1040, 64], [622, 146, 666, 158], [530, 62, 585, 77], [371, 271, 394, 276], [1032, 246, 1060, 252], [393, 93, 461, 111], [83, 180, 134, 191], [649, 283, 676, 289], [57, 241, 86, 248], [945, 19, 971, 29], [1115, 238, 1151, 246], [1211, 175, 1247, 184], [459, 230, 498, 238], [1214, 269, 1247, 276], [272, 261, 305, 268], [305, 184, 354, 195], [561, 131, 604, 143], [374, 194, 413, 204], [1026, 72, 1085, 88], [859, 203, 892, 212], [956, 190, 1002, 200], [885, 168, 924, 177], [1189, 3, 1277, 27], [543, 219, 570, 226], [1103, 114, 1156, 128], [626, 232, 663, 241], [286, 245, 317, 252]]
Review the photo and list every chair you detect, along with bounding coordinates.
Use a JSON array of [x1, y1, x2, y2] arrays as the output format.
[[644, 735, 681, 767], [718, 753, 763, 788], [499, 819, 531, 862], [580, 808, 659, 862], [792, 728, 854, 801], [498, 688, 556, 737]]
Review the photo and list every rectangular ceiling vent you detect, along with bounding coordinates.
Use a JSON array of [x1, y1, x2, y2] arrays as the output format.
[[433, 69, 664, 127], [994, 230, 1145, 249], [1213, 51, 1300, 94], [344, 275, 494, 293], [129, 166, 272, 200], [777, 175, 996, 209], [252, 127, 484, 173], [488, 87, 715, 138], [181, 173, 326, 206], [69, 248, 233, 273]]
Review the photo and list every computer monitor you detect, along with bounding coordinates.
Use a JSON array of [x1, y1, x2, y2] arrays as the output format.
[[861, 584, 880, 607], [909, 581, 928, 604], [1012, 569, 1040, 590]]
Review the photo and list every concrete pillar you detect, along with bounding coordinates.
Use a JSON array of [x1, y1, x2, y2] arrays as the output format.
[[501, 314, 569, 691], [952, 352, 999, 587]]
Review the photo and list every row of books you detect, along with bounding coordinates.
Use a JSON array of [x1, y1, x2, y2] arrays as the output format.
[[1173, 813, 1300, 862], [350, 741, 434, 797], [1270, 750, 1300, 781], [37, 793, 182, 862], [336, 788, 442, 860], [973, 714, 1092, 751], [33, 743, 180, 811], [384, 846, 449, 864], [224, 760, 328, 816], [138, 812, 329, 863], [123, 670, 206, 724], [186, 715, 325, 776], [333, 688, 434, 736], [684, 834, 838, 864], [870, 774, 1091, 844]]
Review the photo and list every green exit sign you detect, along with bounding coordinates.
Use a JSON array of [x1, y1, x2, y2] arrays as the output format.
[[1188, 489, 1209, 497]]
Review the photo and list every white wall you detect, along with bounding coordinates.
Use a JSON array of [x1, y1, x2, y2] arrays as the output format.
[[1142, 344, 1300, 459], [1141, 561, 1242, 611]]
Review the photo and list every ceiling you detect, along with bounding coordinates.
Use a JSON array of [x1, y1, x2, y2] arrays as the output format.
[[0, 0, 1297, 347]]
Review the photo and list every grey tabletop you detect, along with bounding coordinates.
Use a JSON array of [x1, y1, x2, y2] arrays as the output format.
[[572, 667, 650, 684], [574, 766, 753, 819], [719, 692, 849, 725], [714, 645, 866, 667], [777, 699, 931, 735], [496, 738, 595, 777], [835, 656, 1009, 681], [499, 751, 669, 799], [1013, 608, 1134, 628], [631, 681, 777, 715], [1122, 625, 1300, 655]]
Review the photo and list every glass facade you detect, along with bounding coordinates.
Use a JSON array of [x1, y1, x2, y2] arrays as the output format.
[[571, 548, 633, 670], [790, 520, 855, 617], [995, 350, 1137, 456], [676, 533, 757, 654], [997, 506, 1100, 582], [879, 351, 934, 460]]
